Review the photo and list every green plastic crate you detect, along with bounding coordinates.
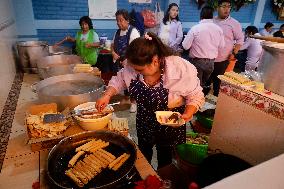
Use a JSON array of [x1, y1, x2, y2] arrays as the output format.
[[196, 113, 213, 129], [176, 132, 208, 165]]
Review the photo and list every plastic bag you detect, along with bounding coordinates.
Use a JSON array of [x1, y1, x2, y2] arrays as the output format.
[[141, 9, 156, 28], [155, 2, 164, 25], [243, 70, 262, 82]]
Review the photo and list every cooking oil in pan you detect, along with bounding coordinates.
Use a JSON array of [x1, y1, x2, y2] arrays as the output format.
[[48, 143, 135, 188]]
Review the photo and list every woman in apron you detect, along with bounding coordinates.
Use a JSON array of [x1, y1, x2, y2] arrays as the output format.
[[57, 16, 100, 66], [96, 32, 204, 169]]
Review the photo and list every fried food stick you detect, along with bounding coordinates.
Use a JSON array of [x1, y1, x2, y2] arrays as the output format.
[[97, 149, 116, 160], [89, 142, 109, 152], [68, 151, 85, 167], [96, 149, 115, 163], [65, 169, 84, 187], [75, 139, 101, 152], [112, 153, 130, 171], [108, 153, 127, 169]]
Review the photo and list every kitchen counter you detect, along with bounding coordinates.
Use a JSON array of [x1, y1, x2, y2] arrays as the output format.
[[209, 80, 284, 165], [0, 73, 157, 188]]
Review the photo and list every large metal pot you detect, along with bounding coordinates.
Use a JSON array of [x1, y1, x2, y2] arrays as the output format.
[[16, 41, 49, 73], [37, 55, 83, 79], [258, 42, 284, 96], [34, 73, 104, 111], [47, 130, 137, 188], [49, 45, 72, 56]]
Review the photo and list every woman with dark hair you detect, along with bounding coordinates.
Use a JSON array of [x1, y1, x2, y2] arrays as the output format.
[[273, 24, 284, 38], [112, 9, 140, 113], [240, 26, 262, 71], [96, 32, 204, 169], [158, 3, 183, 52], [112, 9, 140, 72], [260, 22, 274, 36], [57, 16, 100, 65]]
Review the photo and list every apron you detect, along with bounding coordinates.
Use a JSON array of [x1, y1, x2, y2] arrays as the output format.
[[129, 73, 186, 149], [75, 29, 98, 65], [113, 26, 133, 72]]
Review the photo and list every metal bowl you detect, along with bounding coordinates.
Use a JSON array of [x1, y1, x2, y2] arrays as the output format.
[[34, 73, 104, 111], [37, 55, 83, 79], [49, 45, 72, 56]]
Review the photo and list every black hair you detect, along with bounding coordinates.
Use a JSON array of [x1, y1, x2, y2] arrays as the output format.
[[200, 5, 214, 19], [218, 0, 231, 5], [115, 9, 130, 22], [195, 153, 251, 188], [79, 16, 93, 29], [125, 32, 174, 66], [245, 26, 258, 35], [280, 24, 284, 29], [163, 3, 180, 25], [273, 31, 284, 38], [264, 22, 274, 29]]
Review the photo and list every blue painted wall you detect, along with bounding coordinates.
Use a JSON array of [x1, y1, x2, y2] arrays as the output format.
[[31, 0, 167, 44], [179, 0, 258, 28], [13, 0, 283, 45]]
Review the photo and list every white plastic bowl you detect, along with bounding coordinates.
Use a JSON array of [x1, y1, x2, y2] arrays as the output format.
[[73, 102, 113, 131]]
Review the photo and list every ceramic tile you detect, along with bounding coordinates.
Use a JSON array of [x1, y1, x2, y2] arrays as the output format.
[[210, 93, 241, 146], [0, 152, 39, 189], [5, 131, 32, 159], [0, 73, 23, 169]]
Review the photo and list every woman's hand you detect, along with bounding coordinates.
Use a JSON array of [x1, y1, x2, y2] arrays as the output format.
[[96, 95, 111, 112], [95, 86, 117, 112], [181, 112, 193, 122], [112, 51, 120, 61], [65, 36, 75, 43], [181, 105, 197, 122], [85, 43, 93, 48]]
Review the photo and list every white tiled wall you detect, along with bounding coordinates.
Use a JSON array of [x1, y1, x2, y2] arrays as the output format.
[[0, 0, 17, 115]]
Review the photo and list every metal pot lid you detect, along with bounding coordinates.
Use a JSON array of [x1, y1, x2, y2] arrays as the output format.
[[17, 41, 48, 47]]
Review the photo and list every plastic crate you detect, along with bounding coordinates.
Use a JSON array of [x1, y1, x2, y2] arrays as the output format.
[[196, 113, 213, 129], [176, 132, 208, 165]]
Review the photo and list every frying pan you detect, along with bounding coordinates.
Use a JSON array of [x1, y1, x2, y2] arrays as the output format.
[[47, 130, 137, 188]]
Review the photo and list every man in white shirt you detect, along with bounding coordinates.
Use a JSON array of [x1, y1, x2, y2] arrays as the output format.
[[182, 5, 224, 94], [240, 26, 263, 71], [204, 0, 244, 96]]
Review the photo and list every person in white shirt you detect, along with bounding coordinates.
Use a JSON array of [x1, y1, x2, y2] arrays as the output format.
[[240, 26, 263, 71], [182, 5, 224, 94], [158, 3, 183, 52], [260, 22, 274, 36]]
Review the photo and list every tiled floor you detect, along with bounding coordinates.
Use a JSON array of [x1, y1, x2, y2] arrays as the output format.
[[0, 73, 39, 189]]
